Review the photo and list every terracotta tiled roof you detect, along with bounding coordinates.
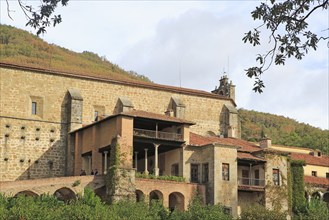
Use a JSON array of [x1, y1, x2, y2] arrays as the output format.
[[121, 110, 195, 124], [237, 152, 266, 162], [189, 133, 261, 152], [290, 153, 329, 167], [304, 176, 329, 188], [0, 62, 235, 104]]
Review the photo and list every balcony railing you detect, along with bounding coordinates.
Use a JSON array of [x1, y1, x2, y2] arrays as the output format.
[[238, 177, 265, 186], [133, 128, 183, 141]]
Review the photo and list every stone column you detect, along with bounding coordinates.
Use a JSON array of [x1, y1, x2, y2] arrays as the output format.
[[144, 149, 149, 175], [134, 151, 138, 170], [154, 144, 160, 176], [88, 155, 92, 175], [104, 151, 108, 174]]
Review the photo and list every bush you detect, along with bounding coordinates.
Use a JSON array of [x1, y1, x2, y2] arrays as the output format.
[[181, 196, 232, 220], [135, 172, 186, 182], [0, 191, 233, 220], [240, 204, 287, 220], [293, 198, 329, 220]]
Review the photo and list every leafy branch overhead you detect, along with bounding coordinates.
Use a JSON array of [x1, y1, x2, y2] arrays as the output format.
[[5, 0, 69, 35], [243, 0, 328, 93]]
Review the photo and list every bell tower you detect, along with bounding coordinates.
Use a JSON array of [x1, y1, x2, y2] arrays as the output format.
[[211, 74, 235, 102]]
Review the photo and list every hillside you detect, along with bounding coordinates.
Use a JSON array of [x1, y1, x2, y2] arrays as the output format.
[[1, 25, 327, 155], [0, 24, 151, 83], [239, 109, 329, 155]]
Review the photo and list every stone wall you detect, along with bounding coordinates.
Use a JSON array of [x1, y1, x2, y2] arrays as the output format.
[[263, 152, 289, 213], [213, 145, 238, 217], [0, 66, 238, 181]]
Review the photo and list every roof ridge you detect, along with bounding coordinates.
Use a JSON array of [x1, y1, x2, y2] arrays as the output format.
[[0, 62, 236, 105]]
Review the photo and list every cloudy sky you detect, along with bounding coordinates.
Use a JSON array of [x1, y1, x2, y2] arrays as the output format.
[[1, 1, 328, 130]]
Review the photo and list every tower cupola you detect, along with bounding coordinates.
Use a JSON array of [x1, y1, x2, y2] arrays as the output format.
[[211, 75, 236, 101]]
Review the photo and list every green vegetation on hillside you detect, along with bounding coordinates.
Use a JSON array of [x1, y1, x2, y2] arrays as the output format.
[[239, 109, 329, 155], [0, 24, 151, 83]]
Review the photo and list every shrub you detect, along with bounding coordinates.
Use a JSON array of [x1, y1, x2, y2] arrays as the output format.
[[293, 198, 329, 220], [135, 172, 186, 182], [182, 195, 232, 220], [240, 204, 287, 220]]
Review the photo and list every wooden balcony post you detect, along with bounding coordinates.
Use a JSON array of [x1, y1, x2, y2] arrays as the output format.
[[103, 151, 108, 174], [155, 123, 158, 138]]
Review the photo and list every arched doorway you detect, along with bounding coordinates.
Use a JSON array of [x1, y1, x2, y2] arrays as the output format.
[[149, 190, 163, 204], [94, 186, 106, 201], [169, 192, 185, 212], [311, 191, 321, 200], [14, 190, 38, 197], [54, 187, 76, 202], [323, 192, 329, 207], [136, 190, 145, 202]]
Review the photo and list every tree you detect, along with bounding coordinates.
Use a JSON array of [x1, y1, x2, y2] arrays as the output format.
[[5, 0, 69, 35], [243, 0, 328, 93]]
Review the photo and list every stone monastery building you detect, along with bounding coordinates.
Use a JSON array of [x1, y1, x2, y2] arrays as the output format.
[[0, 62, 328, 217]]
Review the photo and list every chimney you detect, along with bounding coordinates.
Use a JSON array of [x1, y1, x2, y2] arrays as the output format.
[[260, 138, 272, 148]]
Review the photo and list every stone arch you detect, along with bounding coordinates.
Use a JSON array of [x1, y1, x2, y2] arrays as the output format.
[[311, 191, 321, 200], [149, 190, 163, 204], [54, 187, 76, 202], [94, 186, 106, 201], [136, 190, 145, 202], [323, 192, 329, 205], [169, 192, 185, 212], [14, 190, 38, 197]]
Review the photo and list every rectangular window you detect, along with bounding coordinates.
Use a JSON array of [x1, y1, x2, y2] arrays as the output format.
[[171, 163, 179, 176], [273, 169, 280, 186], [311, 171, 317, 177], [202, 163, 209, 183], [190, 164, 199, 183], [326, 173, 329, 179], [222, 163, 230, 181], [32, 102, 37, 115]]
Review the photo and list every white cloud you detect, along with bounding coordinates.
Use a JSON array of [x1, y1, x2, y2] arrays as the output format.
[[1, 1, 328, 129]]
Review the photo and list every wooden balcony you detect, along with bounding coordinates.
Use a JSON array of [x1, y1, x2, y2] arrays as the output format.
[[238, 177, 265, 192], [133, 128, 183, 141]]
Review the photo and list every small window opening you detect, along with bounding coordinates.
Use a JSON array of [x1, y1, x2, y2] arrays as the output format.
[[312, 171, 317, 177], [32, 102, 37, 115], [222, 163, 230, 181], [273, 169, 280, 186]]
